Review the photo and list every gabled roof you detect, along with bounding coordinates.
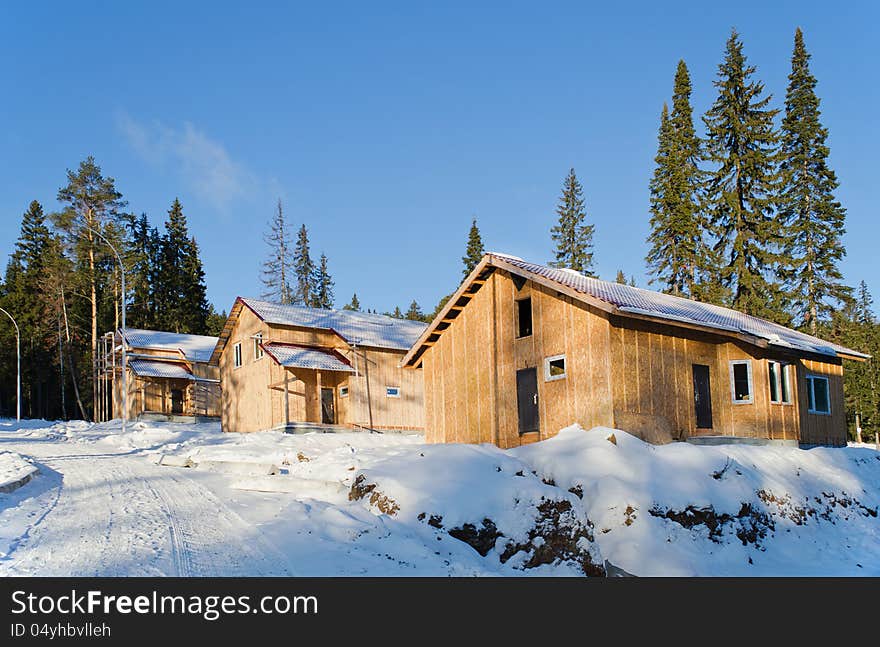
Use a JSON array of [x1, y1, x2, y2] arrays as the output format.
[[210, 297, 428, 364], [402, 252, 868, 368], [122, 328, 219, 363], [262, 343, 356, 373]]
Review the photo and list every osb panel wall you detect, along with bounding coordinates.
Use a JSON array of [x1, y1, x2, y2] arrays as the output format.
[[423, 270, 614, 447], [797, 358, 846, 446]]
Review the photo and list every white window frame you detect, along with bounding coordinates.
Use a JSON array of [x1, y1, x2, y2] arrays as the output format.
[[729, 360, 753, 404], [806, 374, 831, 415], [339, 385, 349, 398], [385, 386, 401, 398], [544, 354, 567, 382], [768, 361, 792, 405], [253, 332, 264, 361], [233, 342, 242, 368]]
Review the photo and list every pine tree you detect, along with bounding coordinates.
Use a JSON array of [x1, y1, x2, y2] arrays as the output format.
[[54, 156, 129, 417], [778, 28, 850, 334], [405, 300, 425, 322], [462, 217, 485, 278], [615, 269, 627, 284], [646, 61, 714, 300], [342, 293, 361, 311], [550, 168, 595, 275], [703, 30, 784, 321], [293, 224, 316, 307], [313, 253, 334, 309], [261, 199, 293, 304]]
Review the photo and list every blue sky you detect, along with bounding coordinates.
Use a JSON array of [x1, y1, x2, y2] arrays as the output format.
[[1, 2, 877, 316]]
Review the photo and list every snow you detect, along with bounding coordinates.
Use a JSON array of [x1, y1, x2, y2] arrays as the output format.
[[0, 451, 38, 491], [0, 418, 877, 576]]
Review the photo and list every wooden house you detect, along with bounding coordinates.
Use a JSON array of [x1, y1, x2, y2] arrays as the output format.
[[210, 298, 427, 433], [97, 328, 221, 422], [401, 253, 868, 448]]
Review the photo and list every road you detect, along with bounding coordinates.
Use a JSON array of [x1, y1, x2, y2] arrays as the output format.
[[0, 430, 295, 576]]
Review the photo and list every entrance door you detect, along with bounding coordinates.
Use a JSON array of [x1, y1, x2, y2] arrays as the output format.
[[692, 364, 713, 429], [321, 387, 336, 424], [516, 368, 539, 434], [170, 388, 184, 415]]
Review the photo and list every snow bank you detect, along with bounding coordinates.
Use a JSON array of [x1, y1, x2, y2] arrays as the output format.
[[511, 426, 880, 576], [0, 451, 39, 493]]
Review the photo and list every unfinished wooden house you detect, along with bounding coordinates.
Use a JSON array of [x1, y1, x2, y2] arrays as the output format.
[[210, 298, 427, 433], [402, 253, 868, 448], [96, 328, 221, 422]]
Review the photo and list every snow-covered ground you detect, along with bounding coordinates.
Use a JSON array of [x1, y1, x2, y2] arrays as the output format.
[[0, 419, 877, 576]]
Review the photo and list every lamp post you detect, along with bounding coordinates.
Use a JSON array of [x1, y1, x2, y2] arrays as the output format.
[[0, 306, 20, 421], [83, 225, 127, 433]]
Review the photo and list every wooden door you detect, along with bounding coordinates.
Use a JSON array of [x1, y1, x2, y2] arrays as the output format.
[[516, 368, 539, 434], [692, 364, 713, 430], [321, 387, 336, 424]]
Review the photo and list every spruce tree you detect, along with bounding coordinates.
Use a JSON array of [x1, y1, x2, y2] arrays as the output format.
[[293, 224, 316, 307], [342, 293, 361, 311], [128, 213, 160, 328], [703, 30, 784, 320], [778, 28, 850, 334], [462, 217, 485, 278], [313, 253, 334, 309], [550, 168, 595, 275], [405, 300, 425, 322], [179, 236, 210, 334], [615, 269, 627, 284], [646, 61, 714, 300], [261, 199, 293, 304]]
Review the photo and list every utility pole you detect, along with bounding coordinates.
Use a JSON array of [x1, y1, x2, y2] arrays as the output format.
[[83, 225, 127, 433], [0, 307, 20, 421]]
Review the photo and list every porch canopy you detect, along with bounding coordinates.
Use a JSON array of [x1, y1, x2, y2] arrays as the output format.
[[262, 343, 355, 373], [129, 358, 194, 380]]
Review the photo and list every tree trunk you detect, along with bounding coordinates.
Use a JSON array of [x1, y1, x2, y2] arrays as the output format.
[[87, 212, 98, 419]]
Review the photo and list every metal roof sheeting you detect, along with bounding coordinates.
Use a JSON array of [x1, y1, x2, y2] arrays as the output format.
[[240, 298, 427, 351], [491, 253, 867, 359], [262, 343, 356, 372], [122, 328, 219, 363], [128, 359, 194, 380]]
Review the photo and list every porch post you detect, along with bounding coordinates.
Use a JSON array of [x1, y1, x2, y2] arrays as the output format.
[[284, 369, 290, 426]]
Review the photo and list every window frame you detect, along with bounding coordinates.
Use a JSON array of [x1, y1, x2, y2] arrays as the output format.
[[806, 374, 831, 415], [233, 342, 242, 369], [728, 360, 753, 404], [544, 354, 567, 382], [385, 386, 401, 398], [516, 297, 533, 339], [253, 332, 264, 361], [339, 385, 349, 398], [768, 361, 792, 405]]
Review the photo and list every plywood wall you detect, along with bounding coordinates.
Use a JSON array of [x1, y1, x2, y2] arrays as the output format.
[[422, 270, 614, 448]]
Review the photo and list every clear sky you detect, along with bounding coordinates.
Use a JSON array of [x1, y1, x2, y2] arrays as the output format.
[[1, 1, 877, 316]]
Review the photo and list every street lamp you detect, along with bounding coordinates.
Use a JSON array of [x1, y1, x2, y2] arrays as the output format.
[[0, 306, 20, 421], [83, 225, 127, 434]]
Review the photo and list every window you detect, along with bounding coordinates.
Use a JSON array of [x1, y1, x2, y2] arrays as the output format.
[[339, 385, 349, 398], [729, 360, 753, 403], [806, 375, 831, 414], [544, 354, 566, 381], [233, 342, 242, 368], [386, 386, 400, 398], [253, 332, 264, 360], [516, 298, 533, 338], [768, 361, 792, 404]]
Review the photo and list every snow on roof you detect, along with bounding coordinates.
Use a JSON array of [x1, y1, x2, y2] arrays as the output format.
[[122, 328, 219, 363], [492, 254, 867, 359], [128, 358, 194, 380], [240, 298, 427, 351], [262, 343, 356, 372]]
